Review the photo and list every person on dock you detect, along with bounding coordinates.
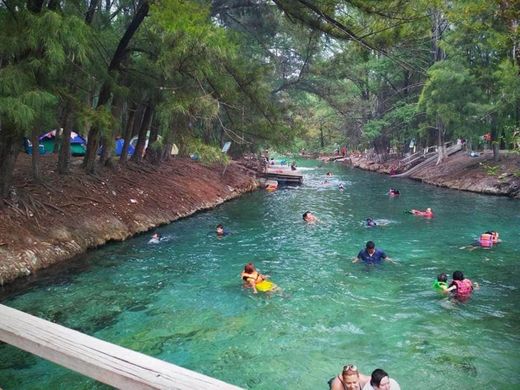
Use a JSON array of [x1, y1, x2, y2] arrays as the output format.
[[241, 262, 276, 294], [353, 241, 395, 265], [362, 368, 400, 390], [303, 211, 318, 223], [329, 364, 370, 390]]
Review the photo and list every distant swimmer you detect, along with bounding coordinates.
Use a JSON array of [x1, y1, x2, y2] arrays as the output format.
[[353, 241, 396, 265], [460, 231, 501, 250], [148, 232, 162, 244], [326, 171, 333, 176], [433, 272, 449, 294], [366, 218, 377, 227], [339, 183, 345, 191], [303, 211, 318, 223], [216, 223, 230, 237], [409, 208, 433, 218], [388, 188, 400, 196], [241, 262, 277, 294]]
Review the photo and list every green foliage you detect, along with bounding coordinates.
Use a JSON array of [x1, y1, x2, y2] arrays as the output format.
[[180, 137, 230, 166]]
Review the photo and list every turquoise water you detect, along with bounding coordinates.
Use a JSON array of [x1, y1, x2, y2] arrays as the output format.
[[1, 161, 519, 389]]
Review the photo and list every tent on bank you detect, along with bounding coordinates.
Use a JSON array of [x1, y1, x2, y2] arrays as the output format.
[[24, 130, 87, 156]]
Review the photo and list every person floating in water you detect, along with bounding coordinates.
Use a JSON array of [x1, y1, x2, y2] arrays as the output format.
[[353, 241, 396, 265], [329, 364, 370, 390], [446, 270, 479, 302], [433, 272, 449, 294], [409, 207, 433, 218], [326, 171, 333, 176], [148, 232, 161, 244], [461, 230, 501, 250], [363, 368, 401, 390], [388, 188, 400, 196], [366, 218, 377, 227], [216, 223, 230, 237], [241, 262, 277, 294], [303, 211, 318, 223]]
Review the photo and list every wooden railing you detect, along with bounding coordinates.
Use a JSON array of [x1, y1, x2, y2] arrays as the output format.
[[0, 304, 243, 390]]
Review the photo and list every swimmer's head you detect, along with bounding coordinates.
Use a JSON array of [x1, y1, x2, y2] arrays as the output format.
[[453, 270, 464, 281], [426, 208, 432, 212], [437, 273, 448, 283]]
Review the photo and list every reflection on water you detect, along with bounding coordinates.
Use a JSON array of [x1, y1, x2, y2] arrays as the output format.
[[1, 162, 519, 389]]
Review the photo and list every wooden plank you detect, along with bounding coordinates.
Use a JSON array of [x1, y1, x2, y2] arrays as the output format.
[[0, 304, 243, 390]]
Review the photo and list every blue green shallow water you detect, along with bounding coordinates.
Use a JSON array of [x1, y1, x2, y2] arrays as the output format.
[[1, 161, 520, 389]]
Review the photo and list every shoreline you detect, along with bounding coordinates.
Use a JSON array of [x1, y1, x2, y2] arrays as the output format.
[[0, 157, 258, 287], [348, 151, 520, 198]]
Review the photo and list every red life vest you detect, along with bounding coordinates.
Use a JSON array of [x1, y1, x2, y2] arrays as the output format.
[[479, 233, 493, 247], [454, 279, 473, 297]]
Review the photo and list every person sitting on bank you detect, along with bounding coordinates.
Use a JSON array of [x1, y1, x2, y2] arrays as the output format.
[[353, 241, 395, 264], [362, 368, 400, 390], [303, 211, 318, 223], [330, 364, 370, 390]]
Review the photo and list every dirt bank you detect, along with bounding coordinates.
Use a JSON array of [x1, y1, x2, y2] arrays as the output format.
[[0, 155, 258, 286], [349, 150, 520, 198]]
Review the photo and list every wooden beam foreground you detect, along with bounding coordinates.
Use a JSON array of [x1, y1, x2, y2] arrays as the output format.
[[0, 304, 243, 390]]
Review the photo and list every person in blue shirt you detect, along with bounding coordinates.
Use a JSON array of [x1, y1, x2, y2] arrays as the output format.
[[353, 241, 395, 264]]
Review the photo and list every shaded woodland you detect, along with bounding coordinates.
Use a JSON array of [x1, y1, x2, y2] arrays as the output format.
[[1, 0, 519, 201]]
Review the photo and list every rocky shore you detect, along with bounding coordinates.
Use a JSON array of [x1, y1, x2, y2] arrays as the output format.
[[349, 150, 520, 198], [0, 156, 258, 286]]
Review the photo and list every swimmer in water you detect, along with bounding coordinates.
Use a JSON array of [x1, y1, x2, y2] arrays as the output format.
[[366, 218, 377, 227]]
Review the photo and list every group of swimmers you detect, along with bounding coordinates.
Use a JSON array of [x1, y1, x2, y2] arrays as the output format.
[[330, 364, 400, 390], [433, 271, 479, 301]]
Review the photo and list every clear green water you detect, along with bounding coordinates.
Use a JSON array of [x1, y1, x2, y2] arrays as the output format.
[[1, 161, 519, 389]]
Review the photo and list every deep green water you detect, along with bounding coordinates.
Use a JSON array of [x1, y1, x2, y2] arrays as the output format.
[[1, 161, 519, 389]]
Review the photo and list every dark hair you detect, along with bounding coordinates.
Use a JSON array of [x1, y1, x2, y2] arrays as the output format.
[[453, 270, 464, 281], [216, 224, 223, 229], [437, 273, 448, 283], [303, 211, 310, 220], [370, 368, 388, 387], [366, 241, 375, 249], [244, 262, 255, 274]]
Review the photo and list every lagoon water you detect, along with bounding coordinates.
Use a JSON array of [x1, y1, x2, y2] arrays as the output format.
[[1, 161, 519, 389]]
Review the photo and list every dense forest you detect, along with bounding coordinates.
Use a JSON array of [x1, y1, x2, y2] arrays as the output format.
[[0, 0, 518, 199]]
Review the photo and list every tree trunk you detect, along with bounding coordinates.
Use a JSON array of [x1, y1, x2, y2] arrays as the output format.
[[119, 103, 137, 165], [132, 104, 153, 163], [82, 0, 150, 172], [58, 112, 72, 174], [30, 128, 41, 182], [0, 129, 20, 200], [491, 113, 500, 161], [436, 119, 447, 165]]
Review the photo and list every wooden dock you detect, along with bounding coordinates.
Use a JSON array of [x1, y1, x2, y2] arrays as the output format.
[[0, 304, 243, 389], [264, 166, 303, 184]]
